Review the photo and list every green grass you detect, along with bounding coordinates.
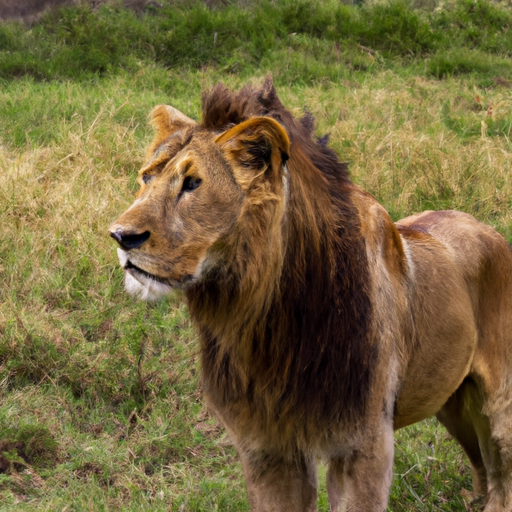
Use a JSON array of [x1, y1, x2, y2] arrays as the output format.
[[1, 0, 512, 509], [1, 0, 512, 82]]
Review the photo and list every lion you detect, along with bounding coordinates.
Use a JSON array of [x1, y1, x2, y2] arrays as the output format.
[[109, 79, 512, 511]]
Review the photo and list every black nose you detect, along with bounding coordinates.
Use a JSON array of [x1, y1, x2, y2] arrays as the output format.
[[110, 229, 150, 250]]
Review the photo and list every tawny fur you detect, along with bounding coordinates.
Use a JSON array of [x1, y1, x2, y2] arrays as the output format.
[[110, 79, 512, 512]]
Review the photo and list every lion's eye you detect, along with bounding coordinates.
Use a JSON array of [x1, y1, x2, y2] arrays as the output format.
[[182, 176, 202, 192], [142, 174, 154, 185]]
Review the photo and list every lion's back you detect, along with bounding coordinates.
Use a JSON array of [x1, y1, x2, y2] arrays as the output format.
[[397, 210, 512, 288]]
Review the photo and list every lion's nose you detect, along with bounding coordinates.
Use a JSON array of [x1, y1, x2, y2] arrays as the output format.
[[109, 228, 151, 250]]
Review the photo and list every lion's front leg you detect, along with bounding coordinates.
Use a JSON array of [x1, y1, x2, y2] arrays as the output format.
[[327, 422, 394, 512], [238, 448, 318, 512]]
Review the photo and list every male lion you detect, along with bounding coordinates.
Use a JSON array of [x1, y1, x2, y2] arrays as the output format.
[[109, 80, 512, 511]]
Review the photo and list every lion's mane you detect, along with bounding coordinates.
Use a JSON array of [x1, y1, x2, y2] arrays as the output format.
[[186, 80, 377, 450]]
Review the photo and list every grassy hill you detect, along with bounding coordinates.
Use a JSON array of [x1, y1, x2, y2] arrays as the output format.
[[1, 0, 511, 510]]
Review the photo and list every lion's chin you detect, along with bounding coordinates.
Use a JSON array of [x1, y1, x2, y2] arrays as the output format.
[[124, 271, 173, 301], [117, 249, 173, 301]]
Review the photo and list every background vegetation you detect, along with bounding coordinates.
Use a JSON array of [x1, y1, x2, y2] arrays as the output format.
[[1, 0, 511, 510]]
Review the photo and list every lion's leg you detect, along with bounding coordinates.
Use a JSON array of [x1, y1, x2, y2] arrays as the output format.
[[327, 422, 394, 512], [436, 378, 488, 497], [238, 449, 318, 512], [437, 374, 512, 511], [477, 373, 512, 512]]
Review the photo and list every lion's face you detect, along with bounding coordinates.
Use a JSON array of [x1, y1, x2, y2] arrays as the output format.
[[111, 133, 244, 300], [109, 105, 290, 300]]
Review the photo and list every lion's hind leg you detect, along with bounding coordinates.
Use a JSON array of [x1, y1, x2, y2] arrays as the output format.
[[437, 374, 512, 511], [436, 378, 488, 497], [479, 372, 512, 512]]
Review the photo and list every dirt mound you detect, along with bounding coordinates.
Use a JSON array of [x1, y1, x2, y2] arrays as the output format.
[[0, 0, 231, 21], [0, 0, 161, 21], [0, 0, 72, 20]]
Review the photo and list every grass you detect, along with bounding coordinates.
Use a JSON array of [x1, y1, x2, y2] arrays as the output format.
[[1, 0, 512, 82], [1, 0, 512, 510]]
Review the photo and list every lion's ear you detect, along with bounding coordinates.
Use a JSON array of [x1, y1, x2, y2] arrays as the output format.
[[215, 117, 290, 188], [146, 105, 197, 158]]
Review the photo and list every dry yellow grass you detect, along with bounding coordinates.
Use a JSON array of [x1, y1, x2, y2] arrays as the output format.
[[0, 100, 137, 314]]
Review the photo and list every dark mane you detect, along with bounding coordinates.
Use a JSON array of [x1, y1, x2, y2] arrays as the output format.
[[201, 78, 351, 186], [193, 80, 375, 450]]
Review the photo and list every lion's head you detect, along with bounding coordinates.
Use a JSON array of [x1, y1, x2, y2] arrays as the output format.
[[109, 99, 290, 301]]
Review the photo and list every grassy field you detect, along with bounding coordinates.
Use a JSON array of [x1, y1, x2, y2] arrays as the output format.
[[1, 0, 512, 510]]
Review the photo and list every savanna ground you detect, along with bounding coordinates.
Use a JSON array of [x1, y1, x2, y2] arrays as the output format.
[[1, 0, 512, 510]]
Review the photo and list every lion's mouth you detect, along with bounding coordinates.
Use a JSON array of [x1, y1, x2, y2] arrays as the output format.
[[124, 259, 170, 285], [117, 249, 196, 293]]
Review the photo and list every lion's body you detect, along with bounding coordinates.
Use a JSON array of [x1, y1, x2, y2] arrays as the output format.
[[110, 80, 512, 511]]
